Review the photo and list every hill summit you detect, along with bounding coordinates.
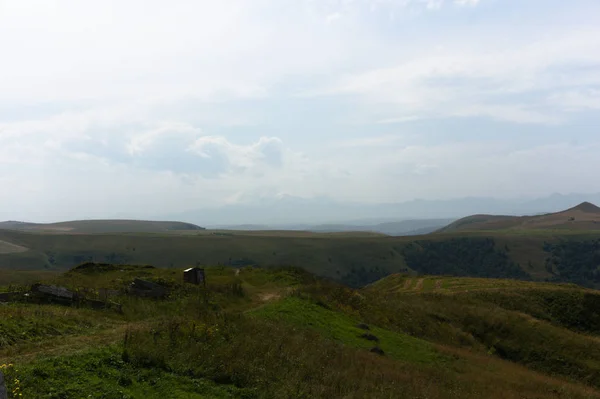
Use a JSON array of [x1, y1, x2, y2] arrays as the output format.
[[565, 201, 600, 214], [439, 201, 600, 233]]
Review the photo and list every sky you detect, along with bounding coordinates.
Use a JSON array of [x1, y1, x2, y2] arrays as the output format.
[[1, 0, 600, 222]]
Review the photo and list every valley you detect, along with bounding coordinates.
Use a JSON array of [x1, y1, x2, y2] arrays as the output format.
[[2, 203, 600, 397]]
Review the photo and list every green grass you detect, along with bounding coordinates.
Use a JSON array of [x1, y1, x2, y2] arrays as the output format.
[[0, 303, 120, 348], [357, 275, 600, 386], [0, 219, 205, 234], [4, 227, 600, 288], [0, 270, 60, 290], [250, 296, 444, 364], [368, 274, 581, 294], [12, 347, 251, 399], [2, 265, 600, 398]]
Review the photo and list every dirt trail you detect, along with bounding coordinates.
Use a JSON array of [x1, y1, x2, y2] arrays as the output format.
[[402, 279, 412, 290], [0, 240, 28, 254], [414, 278, 424, 291], [435, 280, 442, 290], [259, 292, 281, 302]]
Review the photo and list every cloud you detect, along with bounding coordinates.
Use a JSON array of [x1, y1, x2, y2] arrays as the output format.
[[454, 0, 480, 6], [309, 26, 600, 124], [0, 103, 285, 178], [126, 123, 202, 155], [548, 89, 600, 111], [336, 134, 407, 148], [188, 136, 284, 174], [1, 0, 600, 221]]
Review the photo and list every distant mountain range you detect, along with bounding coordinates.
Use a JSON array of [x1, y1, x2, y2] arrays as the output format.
[[5, 193, 600, 237], [164, 192, 600, 227], [213, 219, 456, 236]]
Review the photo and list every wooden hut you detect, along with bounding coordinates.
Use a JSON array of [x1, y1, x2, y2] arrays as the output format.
[[183, 267, 205, 286]]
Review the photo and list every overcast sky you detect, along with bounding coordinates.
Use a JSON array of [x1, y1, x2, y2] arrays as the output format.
[[1, 0, 600, 221]]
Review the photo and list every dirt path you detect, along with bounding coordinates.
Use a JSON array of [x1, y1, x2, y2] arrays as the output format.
[[435, 280, 442, 290], [402, 279, 412, 290], [0, 240, 28, 254], [414, 278, 424, 291], [259, 292, 281, 302]]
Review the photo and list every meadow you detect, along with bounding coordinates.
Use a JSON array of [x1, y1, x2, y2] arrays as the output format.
[[1, 264, 600, 398], [4, 227, 600, 289]]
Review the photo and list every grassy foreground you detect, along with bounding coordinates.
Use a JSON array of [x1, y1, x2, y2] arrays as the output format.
[[1, 265, 600, 398]]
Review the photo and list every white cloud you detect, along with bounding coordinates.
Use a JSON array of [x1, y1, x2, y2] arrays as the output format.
[[1, 0, 600, 220], [189, 136, 284, 171], [126, 123, 202, 155], [454, 0, 480, 6], [548, 89, 600, 111], [336, 134, 407, 148], [311, 27, 600, 124]]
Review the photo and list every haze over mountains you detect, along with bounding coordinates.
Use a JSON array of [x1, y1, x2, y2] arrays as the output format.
[[4, 193, 600, 237], [165, 192, 600, 227]]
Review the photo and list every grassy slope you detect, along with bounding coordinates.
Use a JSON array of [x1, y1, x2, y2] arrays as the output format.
[[359, 275, 600, 385], [1, 266, 600, 398], [367, 273, 581, 294], [440, 203, 600, 233], [0, 229, 411, 278], [0, 219, 205, 234], [2, 228, 600, 288], [0, 240, 27, 254], [250, 296, 444, 364]]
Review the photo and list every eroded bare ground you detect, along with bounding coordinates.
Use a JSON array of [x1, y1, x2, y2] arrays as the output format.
[[259, 292, 281, 302], [0, 240, 28, 254], [414, 278, 424, 291]]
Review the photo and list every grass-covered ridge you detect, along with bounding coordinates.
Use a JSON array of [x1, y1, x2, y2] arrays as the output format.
[[250, 296, 444, 364], [4, 225, 600, 288], [360, 274, 600, 384], [1, 264, 600, 397]]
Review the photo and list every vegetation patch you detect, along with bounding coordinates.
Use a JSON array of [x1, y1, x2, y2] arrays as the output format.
[[0, 304, 118, 348], [68, 262, 156, 275], [544, 239, 600, 288], [250, 296, 444, 364], [402, 237, 530, 279], [11, 347, 247, 399]]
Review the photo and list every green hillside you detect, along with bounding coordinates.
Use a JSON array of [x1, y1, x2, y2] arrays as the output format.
[[0, 219, 205, 234], [440, 202, 600, 233], [2, 228, 600, 288], [1, 265, 600, 398]]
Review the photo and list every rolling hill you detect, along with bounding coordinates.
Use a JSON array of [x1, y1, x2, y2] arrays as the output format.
[[0, 239, 28, 254], [2, 265, 600, 398], [0, 219, 205, 234], [2, 225, 600, 288], [439, 202, 600, 233], [2, 202, 600, 289]]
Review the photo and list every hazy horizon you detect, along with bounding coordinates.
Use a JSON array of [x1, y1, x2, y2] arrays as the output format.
[[1, 0, 599, 222], [3, 192, 600, 226]]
